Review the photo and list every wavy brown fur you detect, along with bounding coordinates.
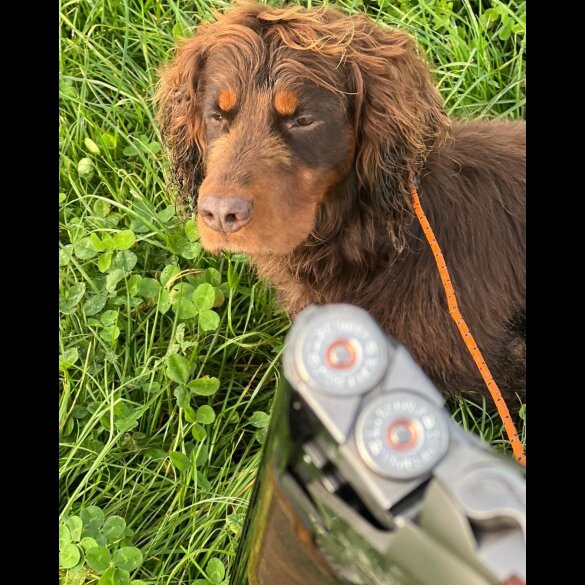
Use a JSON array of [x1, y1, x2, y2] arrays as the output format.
[[156, 1, 526, 405]]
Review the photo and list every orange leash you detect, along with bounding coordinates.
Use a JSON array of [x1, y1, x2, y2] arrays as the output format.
[[411, 185, 526, 466]]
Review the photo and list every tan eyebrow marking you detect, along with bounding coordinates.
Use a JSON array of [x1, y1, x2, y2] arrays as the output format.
[[218, 88, 237, 112], [274, 91, 299, 116]]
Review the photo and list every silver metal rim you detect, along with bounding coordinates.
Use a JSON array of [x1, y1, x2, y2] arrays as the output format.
[[293, 306, 390, 397], [355, 391, 450, 480]]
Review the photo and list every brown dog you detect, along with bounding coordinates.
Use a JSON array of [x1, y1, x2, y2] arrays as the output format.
[[156, 1, 526, 405]]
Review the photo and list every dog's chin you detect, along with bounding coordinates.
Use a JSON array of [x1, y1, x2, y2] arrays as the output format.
[[198, 221, 313, 257]]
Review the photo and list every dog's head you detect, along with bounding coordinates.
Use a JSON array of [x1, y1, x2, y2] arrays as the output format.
[[156, 1, 449, 256]]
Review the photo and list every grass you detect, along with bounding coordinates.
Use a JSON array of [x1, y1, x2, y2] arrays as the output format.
[[59, 1, 526, 583]]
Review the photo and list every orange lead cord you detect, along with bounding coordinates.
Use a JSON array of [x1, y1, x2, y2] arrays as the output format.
[[411, 185, 526, 466]]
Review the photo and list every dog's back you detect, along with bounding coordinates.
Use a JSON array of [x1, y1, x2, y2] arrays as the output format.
[[371, 120, 526, 403]]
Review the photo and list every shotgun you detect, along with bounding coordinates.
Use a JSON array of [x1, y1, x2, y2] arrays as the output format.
[[231, 304, 526, 585]]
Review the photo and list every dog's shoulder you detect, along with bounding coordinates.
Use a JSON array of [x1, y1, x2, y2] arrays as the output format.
[[420, 117, 525, 218]]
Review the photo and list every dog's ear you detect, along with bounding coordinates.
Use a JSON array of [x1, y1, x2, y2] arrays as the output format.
[[347, 20, 451, 218], [155, 31, 209, 210]]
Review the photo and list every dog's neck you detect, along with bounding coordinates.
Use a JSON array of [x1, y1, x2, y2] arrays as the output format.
[[250, 172, 410, 315]]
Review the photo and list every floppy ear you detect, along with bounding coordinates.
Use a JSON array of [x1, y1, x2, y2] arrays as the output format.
[[155, 32, 209, 210], [347, 20, 450, 219]]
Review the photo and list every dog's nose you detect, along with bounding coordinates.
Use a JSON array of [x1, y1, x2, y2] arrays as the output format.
[[198, 196, 253, 233]]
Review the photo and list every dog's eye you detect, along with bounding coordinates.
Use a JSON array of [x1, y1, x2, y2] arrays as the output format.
[[294, 117, 314, 128], [210, 112, 223, 122]]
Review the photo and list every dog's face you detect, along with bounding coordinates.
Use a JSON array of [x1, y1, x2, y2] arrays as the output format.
[[196, 52, 355, 255], [157, 2, 449, 257]]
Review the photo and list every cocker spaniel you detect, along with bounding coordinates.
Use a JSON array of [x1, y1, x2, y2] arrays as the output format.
[[156, 1, 526, 405]]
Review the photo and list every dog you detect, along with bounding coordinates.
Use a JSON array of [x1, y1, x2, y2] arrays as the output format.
[[156, 1, 526, 406]]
